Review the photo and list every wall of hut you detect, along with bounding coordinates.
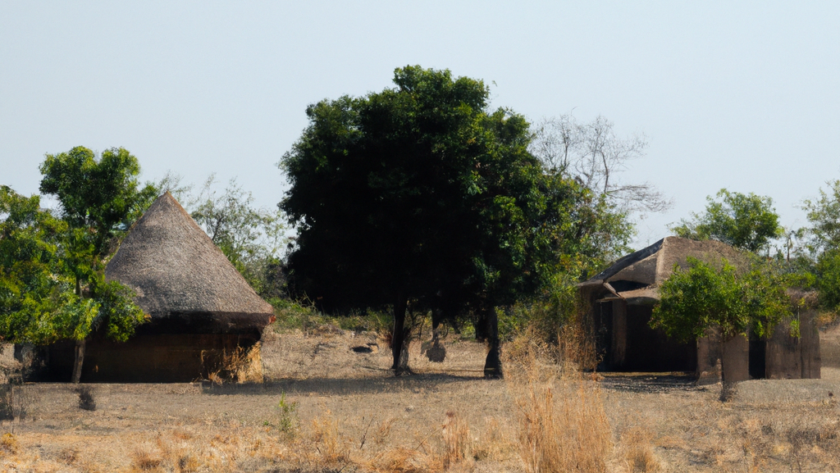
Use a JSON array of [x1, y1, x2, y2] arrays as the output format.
[[32, 318, 263, 383]]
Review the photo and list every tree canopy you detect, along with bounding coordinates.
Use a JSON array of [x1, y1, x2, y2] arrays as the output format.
[[280, 66, 585, 374], [0, 186, 145, 363], [39, 146, 157, 258], [9, 146, 154, 382], [650, 256, 792, 344], [671, 189, 781, 253]]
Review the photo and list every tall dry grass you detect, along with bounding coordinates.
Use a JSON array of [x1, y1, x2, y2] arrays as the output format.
[[504, 325, 612, 473], [202, 343, 264, 385]]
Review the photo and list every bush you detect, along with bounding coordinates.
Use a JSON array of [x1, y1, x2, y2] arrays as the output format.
[[269, 297, 392, 335]]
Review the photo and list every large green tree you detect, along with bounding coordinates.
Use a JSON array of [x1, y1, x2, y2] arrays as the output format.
[[37, 146, 153, 382], [671, 189, 781, 253], [281, 66, 568, 376]]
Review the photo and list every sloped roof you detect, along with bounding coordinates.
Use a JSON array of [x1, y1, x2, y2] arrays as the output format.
[[105, 193, 274, 318], [580, 236, 748, 302]]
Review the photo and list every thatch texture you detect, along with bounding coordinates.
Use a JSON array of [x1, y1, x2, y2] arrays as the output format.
[[106, 192, 273, 330]]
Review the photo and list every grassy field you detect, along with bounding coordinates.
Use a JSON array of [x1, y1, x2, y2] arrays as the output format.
[[1, 325, 839, 472]]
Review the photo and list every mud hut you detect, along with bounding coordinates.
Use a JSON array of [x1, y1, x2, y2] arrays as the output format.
[[45, 192, 274, 382], [579, 236, 820, 382]]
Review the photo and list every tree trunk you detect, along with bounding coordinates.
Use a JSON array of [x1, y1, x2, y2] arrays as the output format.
[[719, 337, 736, 402], [71, 339, 86, 384], [71, 276, 86, 384], [483, 308, 503, 379], [391, 294, 410, 376]]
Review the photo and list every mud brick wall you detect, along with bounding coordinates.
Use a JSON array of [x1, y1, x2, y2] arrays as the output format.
[[45, 333, 260, 383], [766, 311, 821, 379]]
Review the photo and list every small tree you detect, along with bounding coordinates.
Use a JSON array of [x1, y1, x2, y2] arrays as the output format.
[[37, 147, 153, 382], [0, 186, 146, 383], [650, 256, 792, 384], [671, 189, 782, 253]]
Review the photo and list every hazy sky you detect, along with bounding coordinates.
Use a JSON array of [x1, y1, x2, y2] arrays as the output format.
[[2, 2, 838, 249]]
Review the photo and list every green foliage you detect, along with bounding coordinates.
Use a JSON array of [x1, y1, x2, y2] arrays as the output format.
[[793, 180, 840, 317], [275, 392, 299, 438], [650, 256, 793, 343], [280, 66, 615, 335], [803, 179, 840, 254], [815, 249, 840, 313], [89, 274, 148, 342], [37, 147, 150, 344], [495, 187, 633, 343], [671, 189, 782, 253], [0, 186, 146, 346], [270, 297, 392, 334], [0, 147, 151, 360], [39, 146, 157, 259]]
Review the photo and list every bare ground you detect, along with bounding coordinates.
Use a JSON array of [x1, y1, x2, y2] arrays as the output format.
[[2, 326, 840, 472]]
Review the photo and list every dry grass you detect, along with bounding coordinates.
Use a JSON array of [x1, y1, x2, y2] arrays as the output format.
[[3, 323, 840, 472], [441, 411, 472, 468], [0, 432, 18, 456], [504, 326, 613, 473], [203, 342, 264, 385], [130, 446, 163, 471], [620, 428, 661, 473], [0, 407, 493, 472]]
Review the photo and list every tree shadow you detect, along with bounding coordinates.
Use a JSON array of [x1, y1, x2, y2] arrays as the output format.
[[200, 372, 488, 396]]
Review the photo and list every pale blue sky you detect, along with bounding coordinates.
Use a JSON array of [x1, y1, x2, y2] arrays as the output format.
[[2, 2, 838, 248]]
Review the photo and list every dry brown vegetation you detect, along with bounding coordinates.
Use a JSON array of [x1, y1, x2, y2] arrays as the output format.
[[1, 324, 840, 471]]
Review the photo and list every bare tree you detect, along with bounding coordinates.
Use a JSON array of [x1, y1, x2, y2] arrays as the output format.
[[530, 114, 671, 215]]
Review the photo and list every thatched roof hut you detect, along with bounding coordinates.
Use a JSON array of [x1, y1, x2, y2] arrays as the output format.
[[43, 193, 274, 382], [580, 236, 820, 381], [105, 192, 274, 332]]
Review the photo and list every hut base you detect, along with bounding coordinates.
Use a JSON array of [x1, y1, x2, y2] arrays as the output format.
[[42, 333, 261, 383]]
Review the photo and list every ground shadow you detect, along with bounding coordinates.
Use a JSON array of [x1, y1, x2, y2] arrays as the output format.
[[600, 372, 696, 394], [201, 372, 488, 396]]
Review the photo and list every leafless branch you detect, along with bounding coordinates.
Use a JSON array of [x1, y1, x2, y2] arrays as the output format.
[[531, 114, 671, 216]]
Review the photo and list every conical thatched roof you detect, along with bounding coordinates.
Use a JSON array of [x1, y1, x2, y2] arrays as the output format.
[[580, 236, 748, 303], [105, 193, 274, 322]]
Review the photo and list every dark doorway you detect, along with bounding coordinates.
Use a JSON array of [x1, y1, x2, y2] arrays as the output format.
[[594, 301, 613, 371], [749, 339, 766, 379]]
